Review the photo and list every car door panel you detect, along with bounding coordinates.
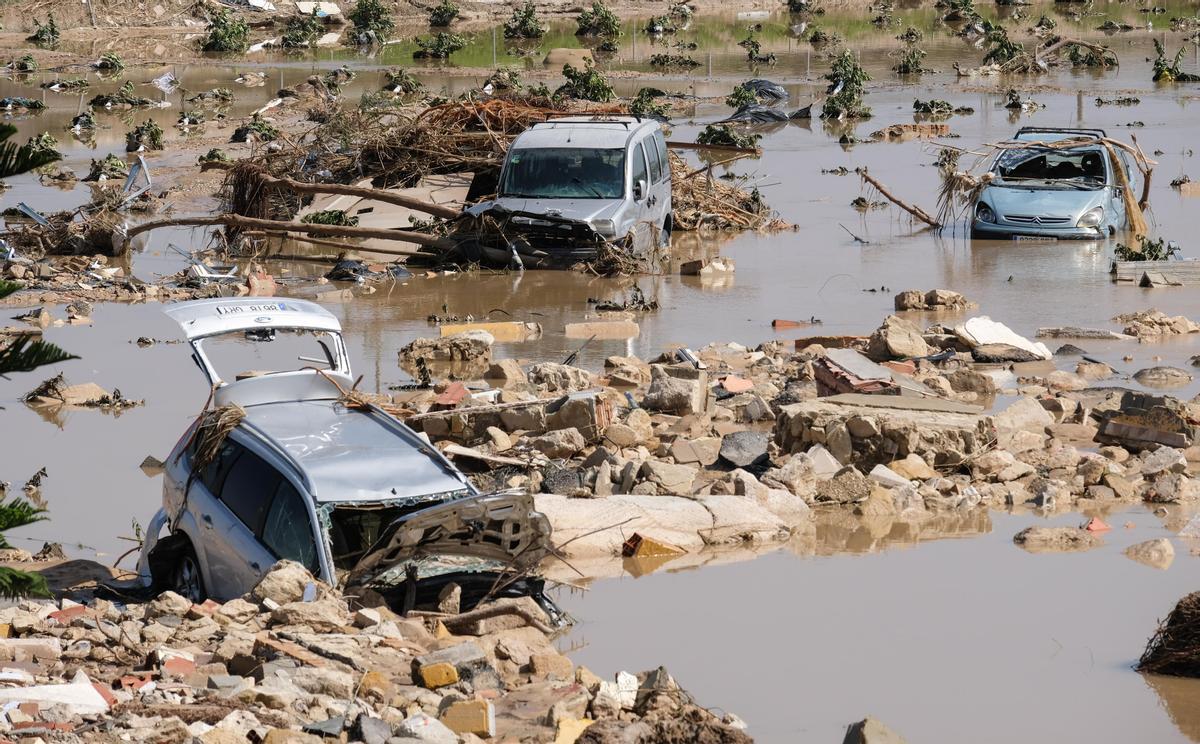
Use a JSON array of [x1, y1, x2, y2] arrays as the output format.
[[205, 440, 282, 597]]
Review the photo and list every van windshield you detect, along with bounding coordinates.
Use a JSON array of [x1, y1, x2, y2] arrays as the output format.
[[500, 147, 625, 199], [992, 147, 1107, 190]]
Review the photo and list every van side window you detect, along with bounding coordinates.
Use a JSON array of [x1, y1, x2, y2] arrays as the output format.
[[632, 143, 648, 191], [218, 446, 281, 535], [654, 135, 669, 182], [261, 480, 320, 574], [646, 137, 663, 183]]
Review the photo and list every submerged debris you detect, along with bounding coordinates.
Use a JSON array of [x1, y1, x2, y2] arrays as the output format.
[[1140, 592, 1200, 677]]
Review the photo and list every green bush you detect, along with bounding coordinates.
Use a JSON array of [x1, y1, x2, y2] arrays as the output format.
[[725, 84, 757, 109], [202, 9, 250, 52], [697, 124, 761, 149], [348, 0, 395, 44], [821, 50, 871, 119], [555, 61, 613, 101], [282, 11, 324, 48], [413, 32, 467, 59], [27, 15, 59, 48], [504, 1, 546, 39], [429, 0, 459, 26], [576, 1, 620, 37]]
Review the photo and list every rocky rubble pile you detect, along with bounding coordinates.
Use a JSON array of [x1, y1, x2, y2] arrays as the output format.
[[386, 304, 1200, 561], [0, 561, 747, 742]]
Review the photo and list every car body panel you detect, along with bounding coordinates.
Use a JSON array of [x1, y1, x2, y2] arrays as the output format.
[[239, 401, 473, 504]]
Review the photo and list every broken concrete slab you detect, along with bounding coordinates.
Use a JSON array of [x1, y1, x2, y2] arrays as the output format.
[[776, 395, 991, 469], [955, 316, 1051, 360], [564, 320, 640, 340]]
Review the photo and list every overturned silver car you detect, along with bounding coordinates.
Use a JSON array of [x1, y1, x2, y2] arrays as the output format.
[[134, 298, 560, 618]]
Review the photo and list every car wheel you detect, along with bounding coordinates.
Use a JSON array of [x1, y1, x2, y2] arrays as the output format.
[[171, 540, 206, 603]]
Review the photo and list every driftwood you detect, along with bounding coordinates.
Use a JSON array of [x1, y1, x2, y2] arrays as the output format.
[[407, 604, 556, 635], [666, 140, 761, 155], [202, 161, 460, 220], [123, 214, 444, 252], [859, 171, 942, 228]]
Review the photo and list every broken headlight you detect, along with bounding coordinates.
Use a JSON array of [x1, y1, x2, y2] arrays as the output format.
[[975, 202, 996, 224], [1077, 206, 1104, 228], [590, 218, 617, 237]]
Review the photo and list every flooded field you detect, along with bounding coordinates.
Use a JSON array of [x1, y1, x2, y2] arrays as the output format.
[[1, 0, 1200, 740]]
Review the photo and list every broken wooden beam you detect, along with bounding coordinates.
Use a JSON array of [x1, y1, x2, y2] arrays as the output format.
[[122, 214, 444, 249]]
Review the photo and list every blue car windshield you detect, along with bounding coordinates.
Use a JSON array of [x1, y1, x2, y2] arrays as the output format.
[[992, 147, 1107, 189], [500, 147, 625, 199]]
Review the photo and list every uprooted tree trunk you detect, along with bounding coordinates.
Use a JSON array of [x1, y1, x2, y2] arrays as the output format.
[[123, 213, 446, 255], [207, 160, 462, 220]]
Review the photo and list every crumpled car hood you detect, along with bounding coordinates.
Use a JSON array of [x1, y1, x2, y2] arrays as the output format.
[[345, 490, 552, 588], [484, 197, 624, 224], [983, 185, 1103, 220]]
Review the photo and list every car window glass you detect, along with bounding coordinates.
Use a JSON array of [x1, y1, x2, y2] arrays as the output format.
[[218, 447, 280, 535], [199, 439, 241, 496], [261, 480, 320, 574], [655, 135, 669, 182], [632, 143, 648, 189], [646, 137, 662, 183]]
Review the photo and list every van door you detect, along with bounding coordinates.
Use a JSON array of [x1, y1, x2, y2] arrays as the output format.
[[629, 141, 653, 249], [206, 442, 282, 597], [260, 479, 324, 580], [1109, 152, 1128, 230], [646, 131, 672, 235]]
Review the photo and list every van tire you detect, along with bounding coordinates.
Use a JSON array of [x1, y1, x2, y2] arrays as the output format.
[[169, 537, 206, 602], [661, 215, 673, 245]]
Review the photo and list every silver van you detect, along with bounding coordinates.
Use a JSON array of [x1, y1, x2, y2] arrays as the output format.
[[134, 298, 560, 618], [462, 116, 672, 267]]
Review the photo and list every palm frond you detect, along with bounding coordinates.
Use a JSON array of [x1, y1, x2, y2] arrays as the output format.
[[0, 280, 21, 301], [0, 568, 50, 599], [0, 123, 59, 177], [0, 499, 48, 539], [0, 336, 79, 375]]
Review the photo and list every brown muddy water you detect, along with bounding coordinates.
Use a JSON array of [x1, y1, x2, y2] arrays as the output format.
[[3, 3, 1200, 740]]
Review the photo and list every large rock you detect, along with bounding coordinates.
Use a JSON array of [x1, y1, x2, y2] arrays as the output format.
[[521, 428, 586, 458], [251, 561, 322, 605], [641, 460, 698, 496], [399, 331, 493, 377], [270, 597, 347, 632], [866, 315, 930, 361], [543, 48, 594, 68], [1133, 366, 1193, 389], [1012, 527, 1101, 553], [718, 431, 770, 468], [642, 365, 706, 415], [991, 397, 1052, 452], [1124, 538, 1174, 569], [527, 363, 594, 392], [534, 494, 712, 554], [776, 398, 991, 470], [843, 716, 907, 744], [698, 494, 791, 543]]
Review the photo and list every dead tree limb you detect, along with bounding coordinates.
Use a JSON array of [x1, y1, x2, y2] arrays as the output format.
[[407, 604, 556, 635], [859, 172, 942, 228], [123, 214, 444, 249], [200, 161, 461, 220], [667, 140, 761, 155]]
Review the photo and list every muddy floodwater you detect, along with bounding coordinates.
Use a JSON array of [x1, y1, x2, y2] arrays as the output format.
[[3, 1, 1200, 740]]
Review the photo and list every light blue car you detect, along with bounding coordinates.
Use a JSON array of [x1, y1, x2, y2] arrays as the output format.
[[972, 127, 1136, 240]]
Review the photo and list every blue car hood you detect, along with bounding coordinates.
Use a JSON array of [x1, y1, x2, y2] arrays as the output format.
[[984, 185, 1103, 219]]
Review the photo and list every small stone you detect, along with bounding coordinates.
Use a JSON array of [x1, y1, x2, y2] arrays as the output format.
[[1013, 527, 1102, 553], [843, 716, 908, 744], [1124, 538, 1174, 570], [440, 700, 496, 738], [718, 431, 769, 469], [1133, 366, 1193, 389]]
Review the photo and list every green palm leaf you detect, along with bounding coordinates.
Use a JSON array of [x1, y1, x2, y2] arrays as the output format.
[[0, 335, 78, 375], [0, 124, 59, 178], [0, 568, 50, 599], [0, 498, 47, 545]]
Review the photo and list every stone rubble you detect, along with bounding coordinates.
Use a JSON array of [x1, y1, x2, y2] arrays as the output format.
[[0, 562, 744, 743]]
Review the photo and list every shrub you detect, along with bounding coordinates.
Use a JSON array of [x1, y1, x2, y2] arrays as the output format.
[[555, 61, 614, 101], [504, 2, 546, 39], [576, 1, 620, 37], [282, 11, 324, 48], [348, 0, 395, 44], [202, 9, 250, 52], [429, 0, 459, 26], [413, 32, 467, 59]]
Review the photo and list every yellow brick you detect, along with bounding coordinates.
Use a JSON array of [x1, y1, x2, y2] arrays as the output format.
[[434, 620, 452, 639], [440, 700, 495, 738], [0, 624, 10, 639], [555, 718, 594, 744], [419, 662, 459, 689]]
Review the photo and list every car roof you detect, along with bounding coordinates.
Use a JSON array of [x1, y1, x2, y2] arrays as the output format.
[[1012, 127, 1107, 143], [165, 298, 342, 341], [240, 400, 471, 504], [513, 117, 657, 150]]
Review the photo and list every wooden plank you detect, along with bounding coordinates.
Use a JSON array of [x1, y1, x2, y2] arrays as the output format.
[[1112, 260, 1200, 284]]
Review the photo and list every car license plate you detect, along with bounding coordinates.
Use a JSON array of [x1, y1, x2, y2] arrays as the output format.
[[1013, 236, 1058, 242], [215, 302, 288, 315]]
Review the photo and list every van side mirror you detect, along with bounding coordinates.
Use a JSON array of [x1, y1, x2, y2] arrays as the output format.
[[634, 179, 647, 201]]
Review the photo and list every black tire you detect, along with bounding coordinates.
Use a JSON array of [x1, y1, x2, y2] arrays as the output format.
[[170, 538, 207, 604]]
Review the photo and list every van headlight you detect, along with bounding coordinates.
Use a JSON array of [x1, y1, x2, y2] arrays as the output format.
[[1077, 207, 1104, 228], [975, 202, 995, 224], [590, 218, 616, 237]]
